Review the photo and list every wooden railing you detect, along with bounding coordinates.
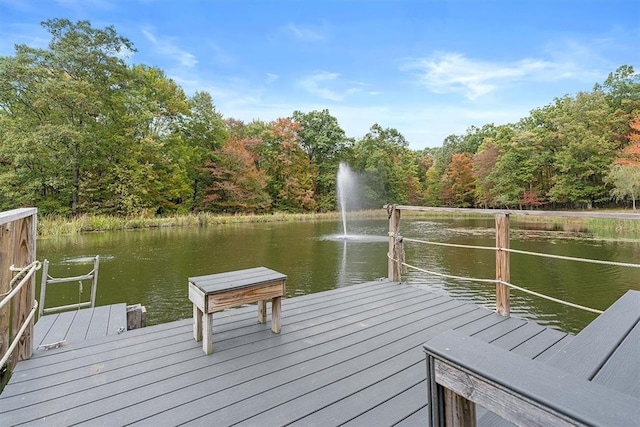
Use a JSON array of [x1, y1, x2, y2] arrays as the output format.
[[386, 205, 640, 317], [0, 208, 38, 375]]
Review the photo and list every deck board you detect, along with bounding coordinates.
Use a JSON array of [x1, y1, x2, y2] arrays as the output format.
[[32, 303, 127, 350], [0, 280, 571, 426]]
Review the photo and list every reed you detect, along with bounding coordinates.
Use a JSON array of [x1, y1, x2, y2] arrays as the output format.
[[38, 211, 376, 237]]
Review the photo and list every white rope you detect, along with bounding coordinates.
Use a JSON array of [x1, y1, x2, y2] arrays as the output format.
[[0, 300, 38, 368], [0, 261, 41, 309], [400, 259, 499, 284], [503, 247, 640, 269], [497, 280, 604, 314], [402, 236, 640, 269], [387, 252, 604, 314], [401, 236, 496, 252]]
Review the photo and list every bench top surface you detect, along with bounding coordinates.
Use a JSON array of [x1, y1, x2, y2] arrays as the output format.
[[189, 267, 286, 294]]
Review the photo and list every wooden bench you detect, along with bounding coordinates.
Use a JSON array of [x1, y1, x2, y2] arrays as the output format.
[[424, 290, 640, 426], [188, 267, 286, 355]]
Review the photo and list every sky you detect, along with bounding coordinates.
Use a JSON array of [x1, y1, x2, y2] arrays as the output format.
[[1, 0, 639, 149]]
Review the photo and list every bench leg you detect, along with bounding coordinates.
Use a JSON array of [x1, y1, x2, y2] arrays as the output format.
[[193, 304, 202, 342], [271, 296, 282, 333], [258, 300, 267, 324], [202, 312, 214, 355]]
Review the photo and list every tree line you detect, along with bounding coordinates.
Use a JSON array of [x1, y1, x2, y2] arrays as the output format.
[[1, 19, 639, 217]]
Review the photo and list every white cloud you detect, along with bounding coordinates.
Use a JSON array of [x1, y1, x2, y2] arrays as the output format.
[[401, 49, 608, 101], [297, 71, 367, 101], [141, 27, 197, 68], [284, 23, 325, 42], [297, 71, 344, 101], [266, 73, 280, 84]]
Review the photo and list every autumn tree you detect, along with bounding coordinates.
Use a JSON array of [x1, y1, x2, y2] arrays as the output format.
[[291, 109, 351, 211], [472, 142, 500, 208], [605, 114, 640, 210], [262, 118, 317, 212], [441, 153, 475, 207], [198, 137, 270, 213]]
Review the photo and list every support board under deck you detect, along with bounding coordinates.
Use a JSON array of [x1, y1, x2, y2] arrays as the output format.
[[0, 280, 572, 426]]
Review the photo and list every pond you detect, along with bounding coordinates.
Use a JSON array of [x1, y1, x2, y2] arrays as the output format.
[[37, 216, 640, 334]]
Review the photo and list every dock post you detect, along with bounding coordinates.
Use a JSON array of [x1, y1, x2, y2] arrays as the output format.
[[388, 205, 401, 282], [495, 213, 510, 316], [0, 208, 37, 373]]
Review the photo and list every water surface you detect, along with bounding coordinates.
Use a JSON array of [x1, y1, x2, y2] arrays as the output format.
[[37, 217, 640, 333]]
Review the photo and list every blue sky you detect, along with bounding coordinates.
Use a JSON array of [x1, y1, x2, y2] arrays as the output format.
[[1, 0, 639, 149]]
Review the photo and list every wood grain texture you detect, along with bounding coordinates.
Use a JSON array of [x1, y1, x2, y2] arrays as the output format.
[[425, 329, 640, 427], [495, 213, 510, 317]]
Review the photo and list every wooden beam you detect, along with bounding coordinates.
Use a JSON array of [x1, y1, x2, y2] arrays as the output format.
[[384, 205, 640, 220], [388, 205, 401, 282], [10, 214, 36, 365], [495, 213, 510, 317], [0, 222, 14, 366]]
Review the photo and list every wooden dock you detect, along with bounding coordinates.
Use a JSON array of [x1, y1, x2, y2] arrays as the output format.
[[33, 304, 127, 350], [0, 280, 572, 426]]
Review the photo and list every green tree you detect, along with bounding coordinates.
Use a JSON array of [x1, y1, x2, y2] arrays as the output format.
[[182, 91, 229, 208], [548, 91, 623, 208], [0, 18, 135, 214], [291, 109, 352, 211], [605, 164, 640, 210], [352, 124, 418, 207]]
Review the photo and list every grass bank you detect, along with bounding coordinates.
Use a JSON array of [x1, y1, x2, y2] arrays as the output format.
[[38, 210, 387, 238], [38, 209, 640, 238]]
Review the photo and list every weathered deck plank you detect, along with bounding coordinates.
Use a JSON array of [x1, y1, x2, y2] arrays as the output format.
[[0, 280, 570, 426], [32, 303, 127, 350]]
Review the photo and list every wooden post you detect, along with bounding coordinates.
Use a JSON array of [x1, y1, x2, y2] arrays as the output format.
[[0, 222, 14, 366], [388, 205, 401, 282], [495, 213, 510, 316], [0, 208, 37, 373], [11, 214, 36, 364]]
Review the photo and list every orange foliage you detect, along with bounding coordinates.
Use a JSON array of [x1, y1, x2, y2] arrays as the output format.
[[617, 114, 640, 166]]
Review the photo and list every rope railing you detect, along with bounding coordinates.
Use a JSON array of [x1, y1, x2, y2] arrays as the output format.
[[0, 261, 41, 309], [0, 300, 38, 369], [1, 261, 41, 369], [387, 250, 605, 315], [401, 235, 640, 270]]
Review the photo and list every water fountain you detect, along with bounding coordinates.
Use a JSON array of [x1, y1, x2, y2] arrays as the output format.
[[336, 162, 357, 238], [333, 162, 387, 243]]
